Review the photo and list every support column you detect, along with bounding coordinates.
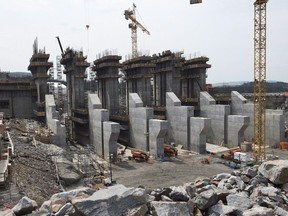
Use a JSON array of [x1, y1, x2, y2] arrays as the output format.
[[103, 121, 120, 162], [227, 115, 249, 148], [129, 93, 153, 151], [166, 92, 194, 150], [190, 117, 211, 154], [149, 119, 169, 158]]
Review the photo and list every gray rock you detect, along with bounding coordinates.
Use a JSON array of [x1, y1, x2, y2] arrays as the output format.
[[241, 174, 251, 183], [258, 160, 288, 184], [36, 200, 52, 216], [194, 189, 218, 210], [242, 206, 273, 216], [151, 201, 191, 216], [231, 170, 242, 176], [124, 204, 148, 216], [72, 184, 147, 216], [274, 206, 288, 216], [242, 167, 258, 178], [244, 185, 254, 194], [57, 161, 82, 186], [260, 186, 280, 197], [55, 203, 75, 216], [217, 178, 227, 189], [213, 188, 231, 202], [169, 186, 189, 202], [161, 195, 172, 202], [187, 199, 195, 215], [151, 188, 172, 201], [183, 183, 196, 198], [196, 184, 216, 194], [227, 192, 252, 211], [213, 173, 231, 181], [208, 204, 238, 216], [256, 196, 278, 209], [227, 176, 246, 190], [50, 187, 95, 206], [12, 196, 38, 216], [194, 177, 211, 188], [250, 175, 268, 187]]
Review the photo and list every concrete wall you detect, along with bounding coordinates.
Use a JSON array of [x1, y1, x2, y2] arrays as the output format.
[[103, 121, 120, 161], [45, 94, 66, 146], [129, 93, 153, 151], [231, 91, 285, 148], [149, 119, 168, 158], [190, 117, 211, 154], [200, 91, 230, 145], [166, 92, 194, 150]]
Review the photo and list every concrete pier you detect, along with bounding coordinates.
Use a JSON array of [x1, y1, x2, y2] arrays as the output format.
[[92, 55, 122, 116], [149, 119, 169, 158], [190, 117, 211, 154], [129, 93, 153, 151], [166, 92, 194, 150], [122, 56, 155, 107], [227, 115, 249, 148]]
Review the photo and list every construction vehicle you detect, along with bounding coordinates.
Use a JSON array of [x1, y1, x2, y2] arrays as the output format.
[[221, 148, 241, 160], [164, 144, 178, 157], [189, 0, 269, 160], [124, 4, 150, 58]]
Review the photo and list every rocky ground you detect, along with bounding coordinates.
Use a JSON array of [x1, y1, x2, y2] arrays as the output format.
[[4, 159, 288, 216], [0, 111, 287, 214]]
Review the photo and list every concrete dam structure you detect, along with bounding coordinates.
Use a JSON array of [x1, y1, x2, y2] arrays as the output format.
[[0, 40, 285, 161]]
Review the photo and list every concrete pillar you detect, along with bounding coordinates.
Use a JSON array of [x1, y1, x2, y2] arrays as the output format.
[[190, 117, 211, 154], [93, 109, 109, 157], [166, 92, 194, 150], [200, 91, 230, 145], [227, 115, 249, 148], [149, 119, 169, 158], [129, 93, 153, 151], [103, 121, 120, 162]]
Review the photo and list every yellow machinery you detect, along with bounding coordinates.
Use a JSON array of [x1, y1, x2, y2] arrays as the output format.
[[124, 4, 150, 58], [189, 0, 268, 160]]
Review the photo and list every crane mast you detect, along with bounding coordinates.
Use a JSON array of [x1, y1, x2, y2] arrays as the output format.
[[189, 0, 268, 160], [254, 0, 268, 160], [124, 4, 150, 58]]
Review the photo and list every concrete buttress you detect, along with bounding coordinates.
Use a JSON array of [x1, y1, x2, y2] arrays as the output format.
[[190, 117, 211, 154], [149, 119, 169, 158]]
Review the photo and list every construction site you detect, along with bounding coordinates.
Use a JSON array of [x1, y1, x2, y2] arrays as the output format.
[[0, 0, 288, 215]]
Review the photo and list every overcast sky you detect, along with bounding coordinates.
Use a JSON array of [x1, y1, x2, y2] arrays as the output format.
[[0, 0, 287, 83]]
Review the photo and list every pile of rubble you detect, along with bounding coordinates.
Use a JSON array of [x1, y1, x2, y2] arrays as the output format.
[[3, 159, 288, 215]]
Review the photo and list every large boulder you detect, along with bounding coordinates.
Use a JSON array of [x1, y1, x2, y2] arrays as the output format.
[[226, 192, 252, 211], [50, 187, 95, 213], [72, 184, 147, 216], [150, 201, 191, 216], [194, 189, 218, 210], [258, 160, 288, 185], [169, 186, 189, 202], [12, 196, 38, 216], [57, 161, 82, 186]]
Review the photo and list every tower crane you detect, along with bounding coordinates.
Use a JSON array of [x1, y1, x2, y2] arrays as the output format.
[[189, 0, 268, 160], [124, 4, 150, 58]]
